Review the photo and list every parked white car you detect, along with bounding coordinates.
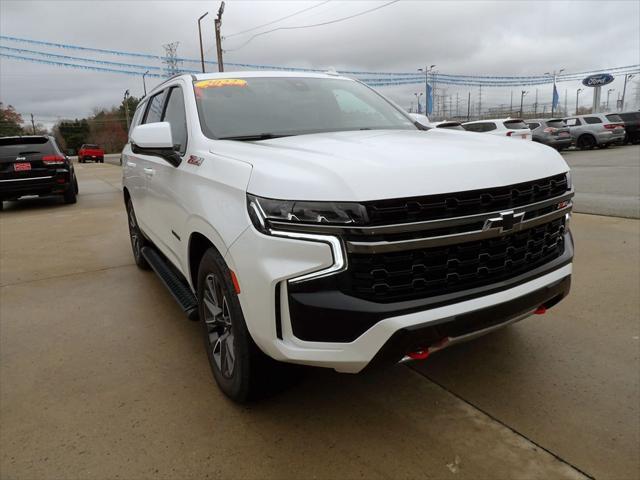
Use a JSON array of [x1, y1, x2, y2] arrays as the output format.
[[463, 118, 533, 140], [122, 72, 573, 402]]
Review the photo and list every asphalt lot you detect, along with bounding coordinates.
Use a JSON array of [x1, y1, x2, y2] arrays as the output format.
[[562, 144, 640, 218], [1, 148, 639, 479]]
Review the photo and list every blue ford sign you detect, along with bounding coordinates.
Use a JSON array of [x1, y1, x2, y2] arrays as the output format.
[[582, 73, 614, 87]]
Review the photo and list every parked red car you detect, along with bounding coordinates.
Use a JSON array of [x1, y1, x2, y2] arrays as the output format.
[[78, 144, 104, 163]]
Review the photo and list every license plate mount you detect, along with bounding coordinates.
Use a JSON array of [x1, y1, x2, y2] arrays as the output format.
[[14, 162, 31, 172]]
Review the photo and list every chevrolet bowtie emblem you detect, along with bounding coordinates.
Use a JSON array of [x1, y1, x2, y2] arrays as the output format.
[[484, 210, 525, 233]]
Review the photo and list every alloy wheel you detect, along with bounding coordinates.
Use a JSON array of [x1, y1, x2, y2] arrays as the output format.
[[203, 273, 235, 378]]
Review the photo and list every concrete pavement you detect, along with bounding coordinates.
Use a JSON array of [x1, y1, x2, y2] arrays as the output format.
[[1, 161, 638, 479], [562, 144, 640, 218]]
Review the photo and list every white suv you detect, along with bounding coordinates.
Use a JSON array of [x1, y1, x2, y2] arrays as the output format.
[[462, 118, 533, 140], [122, 72, 573, 402]]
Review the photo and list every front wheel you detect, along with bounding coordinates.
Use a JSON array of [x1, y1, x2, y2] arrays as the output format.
[[197, 248, 292, 402], [577, 135, 596, 150]]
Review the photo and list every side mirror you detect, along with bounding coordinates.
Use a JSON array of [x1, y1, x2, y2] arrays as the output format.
[[130, 122, 181, 166]]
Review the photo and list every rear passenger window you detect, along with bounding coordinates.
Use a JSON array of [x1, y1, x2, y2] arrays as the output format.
[[565, 118, 581, 126], [162, 87, 188, 155], [527, 122, 540, 130], [584, 116, 602, 124], [144, 92, 166, 124]]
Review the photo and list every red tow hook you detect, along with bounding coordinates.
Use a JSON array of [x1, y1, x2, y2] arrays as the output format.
[[407, 350, 430, 360], [534, 305, 547, 315]]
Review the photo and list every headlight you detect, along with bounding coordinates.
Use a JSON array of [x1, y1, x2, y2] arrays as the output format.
[[566, 171, 572, 190], [247, 194, 369, 233]]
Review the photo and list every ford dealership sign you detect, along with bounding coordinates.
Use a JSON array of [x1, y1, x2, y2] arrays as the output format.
[[582, 73, 614, 87]]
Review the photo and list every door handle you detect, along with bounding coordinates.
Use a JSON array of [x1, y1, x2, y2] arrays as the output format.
[[143, 167, 155, 176], [127, 161, 137, 168]]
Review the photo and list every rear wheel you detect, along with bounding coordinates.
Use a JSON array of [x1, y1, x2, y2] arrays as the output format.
[[197, 248, 292, 402], [577, 135, 596, 150], [126, 197, 150, 270], [63, 175, 78, 204]]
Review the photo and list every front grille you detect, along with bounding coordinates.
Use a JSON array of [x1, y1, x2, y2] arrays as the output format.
[[345, 217, 566, 303], [363, 173, 568, 225]]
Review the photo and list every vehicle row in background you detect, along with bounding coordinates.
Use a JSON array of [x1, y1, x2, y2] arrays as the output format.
[[78, 144, 104, 163], [0, 135, 78, 210]]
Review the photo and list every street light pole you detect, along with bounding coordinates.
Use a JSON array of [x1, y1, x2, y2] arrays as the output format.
[[198, 12, 209, 73], [545, 68, 565, 117], [621, 74, 634, 112], [576, 88, 582, 115], [142, 70, 149, 96], [606, 88, 614, 110], [418, 65, 436, 116], [414, 92, 423, 114], [519, 90, 528, 117]]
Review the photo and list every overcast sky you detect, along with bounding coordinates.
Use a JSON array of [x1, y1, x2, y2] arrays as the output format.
[[1, 0, 639, 128]]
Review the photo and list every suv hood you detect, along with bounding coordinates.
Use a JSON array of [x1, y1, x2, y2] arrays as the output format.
[[214, 129, 568, 201]]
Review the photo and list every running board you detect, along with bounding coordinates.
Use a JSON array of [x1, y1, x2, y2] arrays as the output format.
[[141, 246, 198, 320]]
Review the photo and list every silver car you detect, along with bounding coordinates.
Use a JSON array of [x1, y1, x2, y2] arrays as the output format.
[[526, 119, 573, 150], [563, 113, 625, 149]]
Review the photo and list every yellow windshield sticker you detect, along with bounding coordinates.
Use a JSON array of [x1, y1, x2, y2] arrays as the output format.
[[194, 79, 247, 89]]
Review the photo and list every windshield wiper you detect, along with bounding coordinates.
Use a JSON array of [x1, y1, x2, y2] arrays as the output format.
[[218, 133, 293, 141]]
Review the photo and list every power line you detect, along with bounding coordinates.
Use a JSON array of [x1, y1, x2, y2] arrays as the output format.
[[225, 0, 331, 38], [224, 0, 400, 52]]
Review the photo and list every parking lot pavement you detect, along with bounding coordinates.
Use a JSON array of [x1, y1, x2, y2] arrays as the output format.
[[562, 144, 640, 219], [0, 161, 637, 479]]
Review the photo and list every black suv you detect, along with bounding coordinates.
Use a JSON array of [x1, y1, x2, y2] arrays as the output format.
[[0, 136, 78, 210], [616, 111, 640, 144]]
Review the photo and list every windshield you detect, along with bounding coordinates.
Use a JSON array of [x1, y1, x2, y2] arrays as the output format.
[[193, 77, 417, 140]]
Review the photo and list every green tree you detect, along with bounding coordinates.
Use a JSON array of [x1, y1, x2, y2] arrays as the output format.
[[55, 119, 90, 152], [0, 103, 24, 136]]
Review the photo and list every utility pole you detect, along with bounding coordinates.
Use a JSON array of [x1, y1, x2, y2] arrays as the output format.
[[467, 91, 471, 121], [510, 90, 513, 115], [142, 70, 149, 96], [30, 114, 35, 134], [564, 89, 568, 116], [478, 85, 482, 119], [455, 92, 459, 118], [198, 12, 209, 73], [534, 89, 538, 116], [576, 88, 582, 115], [214, 1, 225, 72], [448, 96, 452, 119], [621, 74, 634, 111], [162, 42, 181, 77], [123, 90, 131, 131], [519, 90, 528, 117]]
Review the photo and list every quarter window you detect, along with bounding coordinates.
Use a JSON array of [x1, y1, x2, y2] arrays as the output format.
[[162, 87, 188, 155], [527, 122, 540, 130], [565, 118, 581, 126], [144, 92, 166, 124], [584, 116, 602, 124]]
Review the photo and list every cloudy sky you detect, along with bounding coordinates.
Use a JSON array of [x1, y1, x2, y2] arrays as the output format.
[[1, 0, 639, 128]]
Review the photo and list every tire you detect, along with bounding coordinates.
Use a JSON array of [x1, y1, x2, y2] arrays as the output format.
[[63, 176, 78, 204], [125, 197, 151, 270], [577, 135, 596, 150], [197, 248, 292, 402]]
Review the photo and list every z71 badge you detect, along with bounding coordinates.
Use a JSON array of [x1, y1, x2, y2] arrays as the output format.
[[187, 155, 204, 166]]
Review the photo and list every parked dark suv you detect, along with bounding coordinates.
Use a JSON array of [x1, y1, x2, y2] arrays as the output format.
[[616, 112, 640, 144], [0, 136, 78, 210]]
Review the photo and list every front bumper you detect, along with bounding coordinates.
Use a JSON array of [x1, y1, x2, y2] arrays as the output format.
[[227, 224, 573, 373]]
